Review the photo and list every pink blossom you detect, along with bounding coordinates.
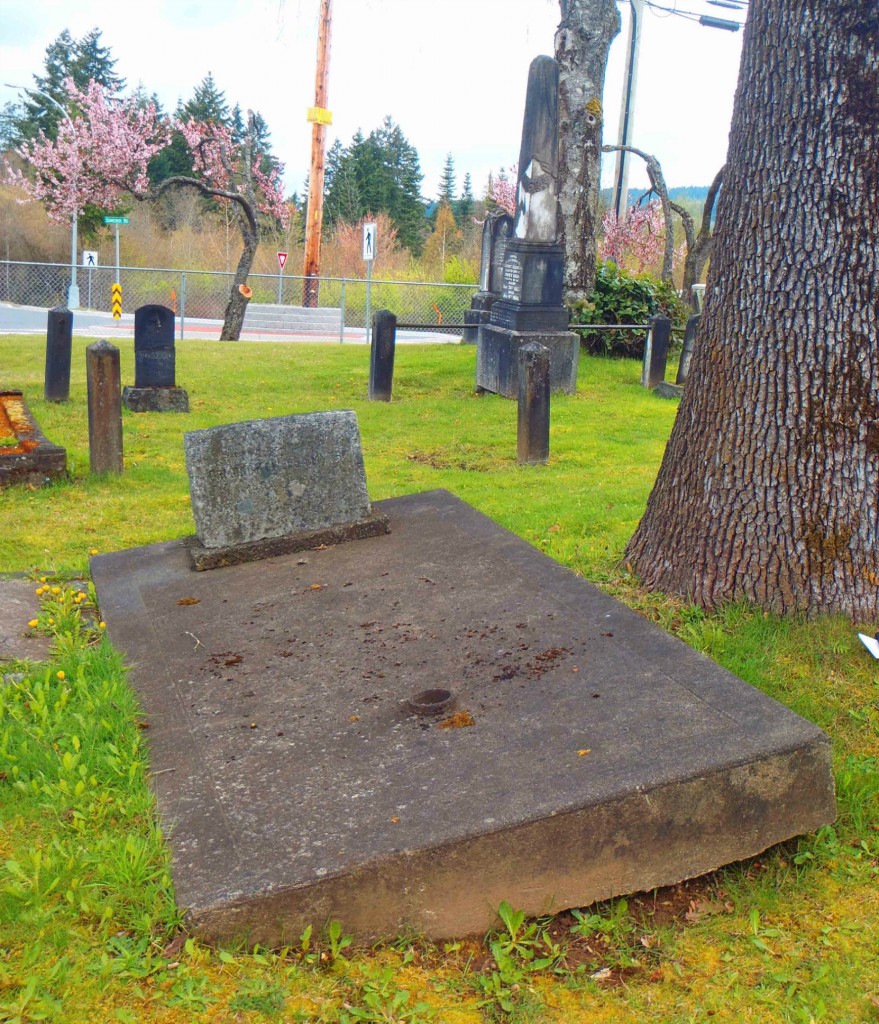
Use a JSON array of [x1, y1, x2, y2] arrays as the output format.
[[599, 201, 671, 275]]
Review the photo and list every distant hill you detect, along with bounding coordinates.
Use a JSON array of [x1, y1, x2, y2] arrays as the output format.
[[600, 186, 712, 206]]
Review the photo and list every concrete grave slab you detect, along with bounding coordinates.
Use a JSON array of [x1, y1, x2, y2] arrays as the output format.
[[91, 490, 835, 944]]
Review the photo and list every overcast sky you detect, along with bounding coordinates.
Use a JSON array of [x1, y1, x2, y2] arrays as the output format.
[[0, 0, 745, 199]]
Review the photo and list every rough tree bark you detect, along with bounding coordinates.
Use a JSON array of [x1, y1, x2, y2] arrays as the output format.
[[555, 0, 620, 305], [626, 0, 879, 619]]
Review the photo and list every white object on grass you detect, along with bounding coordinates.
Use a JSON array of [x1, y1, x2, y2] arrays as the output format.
[[857, 633, 879, 659]]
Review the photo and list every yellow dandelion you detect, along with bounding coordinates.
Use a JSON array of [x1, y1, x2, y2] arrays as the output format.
[[40, 576, 48, 583], [89, 548, 98, 556], [35, 587, 43, 596], [28, 618, 38, 628], [51, 586, 61, 595], [99, 621, 106, 629], [57, 671, 65, 680]]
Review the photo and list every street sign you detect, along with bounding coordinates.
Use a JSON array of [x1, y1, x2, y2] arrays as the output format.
[[363, 222, 377, 262], [103, 215, 130, 225], [82, 250, 99, 267], [111, 283, 122, 319], [277, 251, 288, 270]]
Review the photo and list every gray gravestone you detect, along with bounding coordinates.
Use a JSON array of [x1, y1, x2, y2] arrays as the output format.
[[123, 304, 189, 412], [183, 410, 389, 569], [676, 313, 701, 385], [462, 214, 514, 344], [641, 314, 672, 389], [476, 56, 579, 397]]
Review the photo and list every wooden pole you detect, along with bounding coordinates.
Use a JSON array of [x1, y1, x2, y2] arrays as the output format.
[[303, 0, 333, 307]]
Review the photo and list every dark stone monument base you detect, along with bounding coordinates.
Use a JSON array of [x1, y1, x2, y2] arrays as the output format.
[[654, 381, 684, 400], [477, 326, 579, 398], [122, 386, 190, 413], [184, 511, 391, 571], [91, 490, 835, 945], [0, 391, 67, 488], [461, 302, 494, 345]]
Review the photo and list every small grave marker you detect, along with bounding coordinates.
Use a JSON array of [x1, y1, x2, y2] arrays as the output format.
[[183, 410, 390, 570]]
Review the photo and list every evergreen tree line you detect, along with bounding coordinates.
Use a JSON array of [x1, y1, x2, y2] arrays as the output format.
[[1, 28, 489, 263]]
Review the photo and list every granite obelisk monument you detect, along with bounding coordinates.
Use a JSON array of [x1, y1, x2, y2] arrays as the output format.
[[476, 55, 579, 398]]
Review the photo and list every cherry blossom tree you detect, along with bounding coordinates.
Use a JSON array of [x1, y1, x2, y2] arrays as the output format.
[[6, 78, 288, 341], [598, 201, 667, 276], [487, 165, 517, 217]]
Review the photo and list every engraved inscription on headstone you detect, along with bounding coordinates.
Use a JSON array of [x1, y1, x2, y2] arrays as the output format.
[[502, 253, 523, 302]]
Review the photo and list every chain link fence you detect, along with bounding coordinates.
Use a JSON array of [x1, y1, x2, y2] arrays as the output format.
[[0, 261, 477, 340]]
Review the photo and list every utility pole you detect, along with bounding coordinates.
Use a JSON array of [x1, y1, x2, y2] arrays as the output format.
[[302, 0, 333, 307], [612, 0, 644, 220]]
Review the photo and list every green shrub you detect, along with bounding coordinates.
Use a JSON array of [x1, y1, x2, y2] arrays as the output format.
[[569, 260, 689, 358]]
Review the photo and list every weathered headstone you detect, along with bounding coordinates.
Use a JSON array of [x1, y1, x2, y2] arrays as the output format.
[[0, 391, 67, 487], [44, 306, 72, 403], [122, 304, 190, 412], [477, 56, 579, 397], [676, 313, 701, 385], [641, 314, 672, 389], [86, 340, 123, 475], [369, 310, 396, 401], [462, 214, 514, 344], [183, 410, 390, 570], [517, 341, 550, 464]]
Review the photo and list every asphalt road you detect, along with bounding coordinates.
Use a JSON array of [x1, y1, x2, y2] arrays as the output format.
[[0, 302, 460, 344]]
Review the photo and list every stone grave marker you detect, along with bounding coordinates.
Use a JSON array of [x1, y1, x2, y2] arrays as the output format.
[[122, 304, 190, 412], [0, 391, 67, 488], [477, 56, 579, 397], [183, 409, 390, 570], [462, 213, 514, 344], [676, 313, 701, 385], [44, 306, 72, 403]]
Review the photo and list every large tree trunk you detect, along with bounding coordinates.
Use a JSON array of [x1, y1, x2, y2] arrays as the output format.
[[219, 209, 257, 341], [626, 0, 879, 619], [555, 0, 620, 305]]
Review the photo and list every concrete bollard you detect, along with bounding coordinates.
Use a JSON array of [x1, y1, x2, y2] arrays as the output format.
[[676, 314, 701, 385], [369, 309, 397, 402], [641, 314, 671, 389], [86, 340, 123, 475], [44, 306, 73, 403], [517, 341, 550, 465]]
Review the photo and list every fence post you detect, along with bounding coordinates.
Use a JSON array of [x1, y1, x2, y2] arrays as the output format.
[[86, 340, 123, 475], [517, 341, 550, 465], [44, 306, 73, 402], [180, 272, 186, 340], [339, 279, 346, 344]]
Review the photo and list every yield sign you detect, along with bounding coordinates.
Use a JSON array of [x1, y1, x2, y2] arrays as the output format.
[[277, 251, 288, 270]]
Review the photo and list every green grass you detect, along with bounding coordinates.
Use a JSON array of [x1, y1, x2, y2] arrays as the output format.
[[1, 335, 877, 1023]]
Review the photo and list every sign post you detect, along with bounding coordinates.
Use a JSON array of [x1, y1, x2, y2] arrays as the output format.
[[363, 222, 376, 345], [103, 215, 129, 318], [276, 251, 288, 304]]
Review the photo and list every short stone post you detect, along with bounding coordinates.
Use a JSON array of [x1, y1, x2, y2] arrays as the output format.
[[369, 309, 396, 402], [44, 306, 73, 403], [517, 341, 550, 465], [676, 314, 701, 385], [641, 314, 671, 389], [86, 340, 123, 475]]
